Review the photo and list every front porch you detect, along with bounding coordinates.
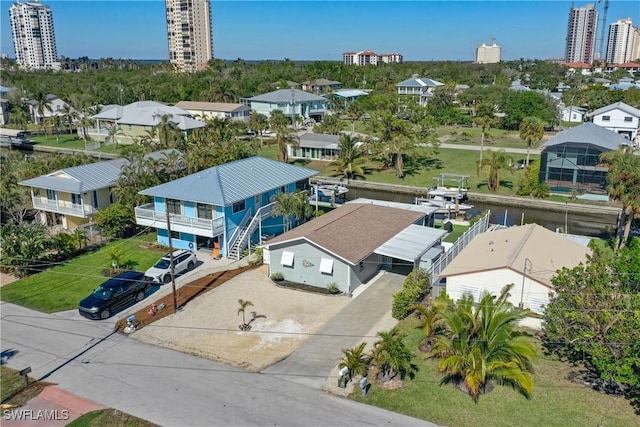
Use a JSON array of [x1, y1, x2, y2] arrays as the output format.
[[135, 203, 225, 237]]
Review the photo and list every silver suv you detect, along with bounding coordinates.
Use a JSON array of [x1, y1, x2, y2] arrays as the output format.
[[145, 250, 197, 284]]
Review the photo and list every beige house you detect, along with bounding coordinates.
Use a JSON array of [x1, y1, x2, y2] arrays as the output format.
[[440, 224, 590, 323], [173, 101, 250, 122], [27, 94, 72, 124]]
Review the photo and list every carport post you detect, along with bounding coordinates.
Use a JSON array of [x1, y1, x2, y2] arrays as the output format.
[[166, 213, 178, 313]]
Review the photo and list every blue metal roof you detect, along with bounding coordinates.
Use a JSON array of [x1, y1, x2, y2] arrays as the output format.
[[140, 157, 318, 206]]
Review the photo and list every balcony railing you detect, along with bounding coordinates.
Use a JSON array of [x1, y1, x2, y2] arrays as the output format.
[[32, 197, 93, 217], [135, 203, 224, 238]]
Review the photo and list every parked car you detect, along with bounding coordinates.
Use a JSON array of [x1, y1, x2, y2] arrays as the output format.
[[145, 250, 197, 284], [78, 271, 150, 320]]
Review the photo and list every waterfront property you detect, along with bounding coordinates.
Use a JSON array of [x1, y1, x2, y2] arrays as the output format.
[[262, 201, 444, 294], [439, 223, 590, 327], [539, 122, 632, 199], [27, 94, 73, 124], [396, 77, 444, 106], [241, 89, 327, 124], [19, 158, 127, 230], [173, 101, 250, 123], [560, 106, 587, 123], [322, 89, 369, 110], [301, 78, 342, 94], [586, 101, 640, 143], [135, 156, 318, 259], [89, 101, 206, 144], [289, 133, 341, 161]]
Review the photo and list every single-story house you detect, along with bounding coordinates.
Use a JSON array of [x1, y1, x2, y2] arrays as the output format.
[[173, 101, 250, 122], [135, 156, 318, 258], [539, 122, 631, 199], [270, 81, 300, 90], [586, 101, 640, 143], [439, 224, 590, 324], [27, 94, 73, 124], [301, 79, 342, 94], [19, 150, 180, 231], [322, 89, 369, 110], [262, 202, 445, 294], [561, 106, 587, 123], [241, 89, 327, 123], [89, 101, 206, 144], [396, 77, 444, 106], [289, 133, 341, 161]]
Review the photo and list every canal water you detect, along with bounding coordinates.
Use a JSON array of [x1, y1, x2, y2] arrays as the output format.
[[346, 188, 618, 238]]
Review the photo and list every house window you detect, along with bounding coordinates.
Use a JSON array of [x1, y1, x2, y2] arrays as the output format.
[[359, 261, 364, 272], [109, 187, 115, 204], [170, 231, 180, 239], [624, 116, 632, 122], [232, 200, 245, 214], [197, 203, 213, 220], [280, 186, 287, 193], [71, 193, 81, 205], [45, 189, 57, 201], [319, 258, 334, 275], [280, 251, 294, 267], [166, 199, 181, 215], [602, 115, 610, 121], [92, 191, 98, 208]]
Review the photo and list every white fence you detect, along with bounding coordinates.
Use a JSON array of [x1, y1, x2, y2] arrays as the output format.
[[427, 211, 491, 286]]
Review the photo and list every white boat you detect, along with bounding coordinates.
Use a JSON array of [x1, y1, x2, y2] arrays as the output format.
[[416, 190, 474, 214], [309, 184, 349, 207], [432, 173, 470, 200]]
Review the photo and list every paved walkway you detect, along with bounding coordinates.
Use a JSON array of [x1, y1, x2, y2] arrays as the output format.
[[262, 272, 405, 388], [2, 386, 104, 426]]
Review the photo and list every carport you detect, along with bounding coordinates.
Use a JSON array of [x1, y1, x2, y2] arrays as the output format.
[[374, 224, 447, 274]]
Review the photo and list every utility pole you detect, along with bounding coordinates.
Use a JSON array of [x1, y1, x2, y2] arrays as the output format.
[[166, 212, 178, 313], [290, 89, 296, 129], [519, 258, 532, 309]]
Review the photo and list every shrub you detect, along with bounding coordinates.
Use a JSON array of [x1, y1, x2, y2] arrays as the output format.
[[326, 282, 340, 294], [392, 269, 431, 319], [271, 271, 284, 281]]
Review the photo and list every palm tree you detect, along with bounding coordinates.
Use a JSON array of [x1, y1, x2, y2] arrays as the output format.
[[430, 284, 537, 402], [272, 127, 299, 163], [339, 342, 370, 381], [237, 299, 254, 327], [331, 134, 366, 180], [477, 149, 513, 192], [473, 102, 496, 162], [0, 155, 25, 222], [106, 124, 125, 146], [269, 109, 290, 132], [271, 191, 309, 231], [409, 294, 452, 352], [31, 91, 52, 126], [599, 147, 640, 248], [370, 327, 416, 383], [248, 112, 269, 145], [346, 102, 364, 133], [519, 116, 545, 168]]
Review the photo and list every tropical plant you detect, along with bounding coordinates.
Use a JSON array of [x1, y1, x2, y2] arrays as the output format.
[[0, 222, 50, 276], [474, 102, 496, 162], [430, 284, 537, 402], [272, 126, 299, 163], [477, 149, 513, 192], [107, 248, 124, 272], [409, 293, 452, 352], [237, 299, 254, 330], [339, 342, 370, 380], [106, 124, 125, 146], [31, 91, 52, 125], [371, 327, 416, 383], [94, 203, 136, 239], [326, 282, 340, 294], [248, 112, 269, 144], [345, 102, 364, 133], [519, 116, 545, 168], [330, 134, 366, 180], [270, 271, 284, 281], [271, 191, 310, 231], [391, 268, 431, 319]]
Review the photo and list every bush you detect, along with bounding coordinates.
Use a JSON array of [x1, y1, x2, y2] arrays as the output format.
[[392, 269, 431, 319], [326, 282, 340, 294], [271, 271, 284, 281]]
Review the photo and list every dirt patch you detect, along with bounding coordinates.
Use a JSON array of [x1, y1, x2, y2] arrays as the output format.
[[133, 266, 350, 372]]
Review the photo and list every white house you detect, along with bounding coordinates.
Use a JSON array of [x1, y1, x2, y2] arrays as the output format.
[[173, 101, 250, 122], [27, 94, 73, 124], [439, 224, 590, 328], [241, 89, 327, 124], [396, 77, 444, 106], [561, 106, 587, 123], [587, 101, 640, 143]]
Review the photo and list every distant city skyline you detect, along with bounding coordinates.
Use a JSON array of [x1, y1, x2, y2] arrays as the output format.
[[1, 1, 639, 62]]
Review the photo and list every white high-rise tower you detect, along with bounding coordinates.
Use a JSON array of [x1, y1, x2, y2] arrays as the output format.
[[606, 18, 640, 64], [165, 0, 213, 73], [9, 1, 58, 69]]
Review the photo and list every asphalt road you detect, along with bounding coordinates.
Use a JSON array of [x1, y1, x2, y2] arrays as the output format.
[[1, 302, 436, 426]]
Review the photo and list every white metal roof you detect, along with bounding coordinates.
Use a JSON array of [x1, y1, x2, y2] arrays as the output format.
[[347, 198, 439, 216], [374, 224, 446, 262]]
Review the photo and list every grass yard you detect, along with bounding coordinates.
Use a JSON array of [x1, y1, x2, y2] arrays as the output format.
[[0, 366, 52, 406], [352, 319, 639, 427], [67, 409, 158, 427], [435, 125, 553, 150], [261, 144, 534, 196], [441, 224, 468, 243], [30, 135, 123, 155], [0, 233, 164, 313]]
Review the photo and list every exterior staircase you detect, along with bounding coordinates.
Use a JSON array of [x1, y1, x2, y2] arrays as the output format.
[[228, 202, 275, 260]]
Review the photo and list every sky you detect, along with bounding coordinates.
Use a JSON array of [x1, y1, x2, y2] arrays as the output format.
[[0, 1, 639, 62]]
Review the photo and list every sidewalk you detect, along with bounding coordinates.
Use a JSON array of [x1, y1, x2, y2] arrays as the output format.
[[1, 386, 104, 427]]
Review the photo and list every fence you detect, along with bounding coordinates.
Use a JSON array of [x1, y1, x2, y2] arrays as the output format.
[[427, 211, 491, 288]]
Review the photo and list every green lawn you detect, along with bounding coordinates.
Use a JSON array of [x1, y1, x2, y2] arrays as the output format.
[[0, 366, 50, 406], [263, 144, 534, 196], [67, 409, 157, 427], [351, 318, 639, 427], [30, 135, 123, 155], [0, 233, 164, 313], [442, 224, 468, 243], [435, 125, 549, 150]]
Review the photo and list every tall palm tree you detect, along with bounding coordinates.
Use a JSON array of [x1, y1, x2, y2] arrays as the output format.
[[269, 109, 289, 132], [477, 149, 513, 192], [599, 147, 640, 248], [519, 116, 545, 168], [371, 327, 416, 383], [248, 112, 269, 145], [272, 127, 299, 163], [31, 91, 52, 125], [430, 284, 537, 402], [473, 102, 496, 162], [346, 102, 364, 133], [106, 124, 124, 146], [237, 299, 253, 327], [271, 191, 309, 231], [331, 134, 366, 180]]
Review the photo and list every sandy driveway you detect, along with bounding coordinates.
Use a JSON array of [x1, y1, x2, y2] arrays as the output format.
[[134, 266, 350, 372]]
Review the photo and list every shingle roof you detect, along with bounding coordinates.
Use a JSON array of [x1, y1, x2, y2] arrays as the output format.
[[542, 122, 631, 151], [173, 101, 250, 113], [586, 101, 640, 118], [440, 224, 590, 288], [247, 89, 327, 104], [264, 204, 425, 264], [396, 77, 444, 88], [139, 156, 318, 206], [19, 158, 128, 193]]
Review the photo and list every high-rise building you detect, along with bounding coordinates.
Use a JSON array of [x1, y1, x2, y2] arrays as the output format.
[[606, 18, 640, 64], [565, 4, 599, 64], [9, 1, 58, 69], [475, 41, 501, 64], [165, 0, 213, 73]]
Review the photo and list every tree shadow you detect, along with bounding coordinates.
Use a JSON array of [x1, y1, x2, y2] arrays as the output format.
[[403, 156, 444, 177], [1, 349, 19, 365], [290, 159, 310, 167]]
